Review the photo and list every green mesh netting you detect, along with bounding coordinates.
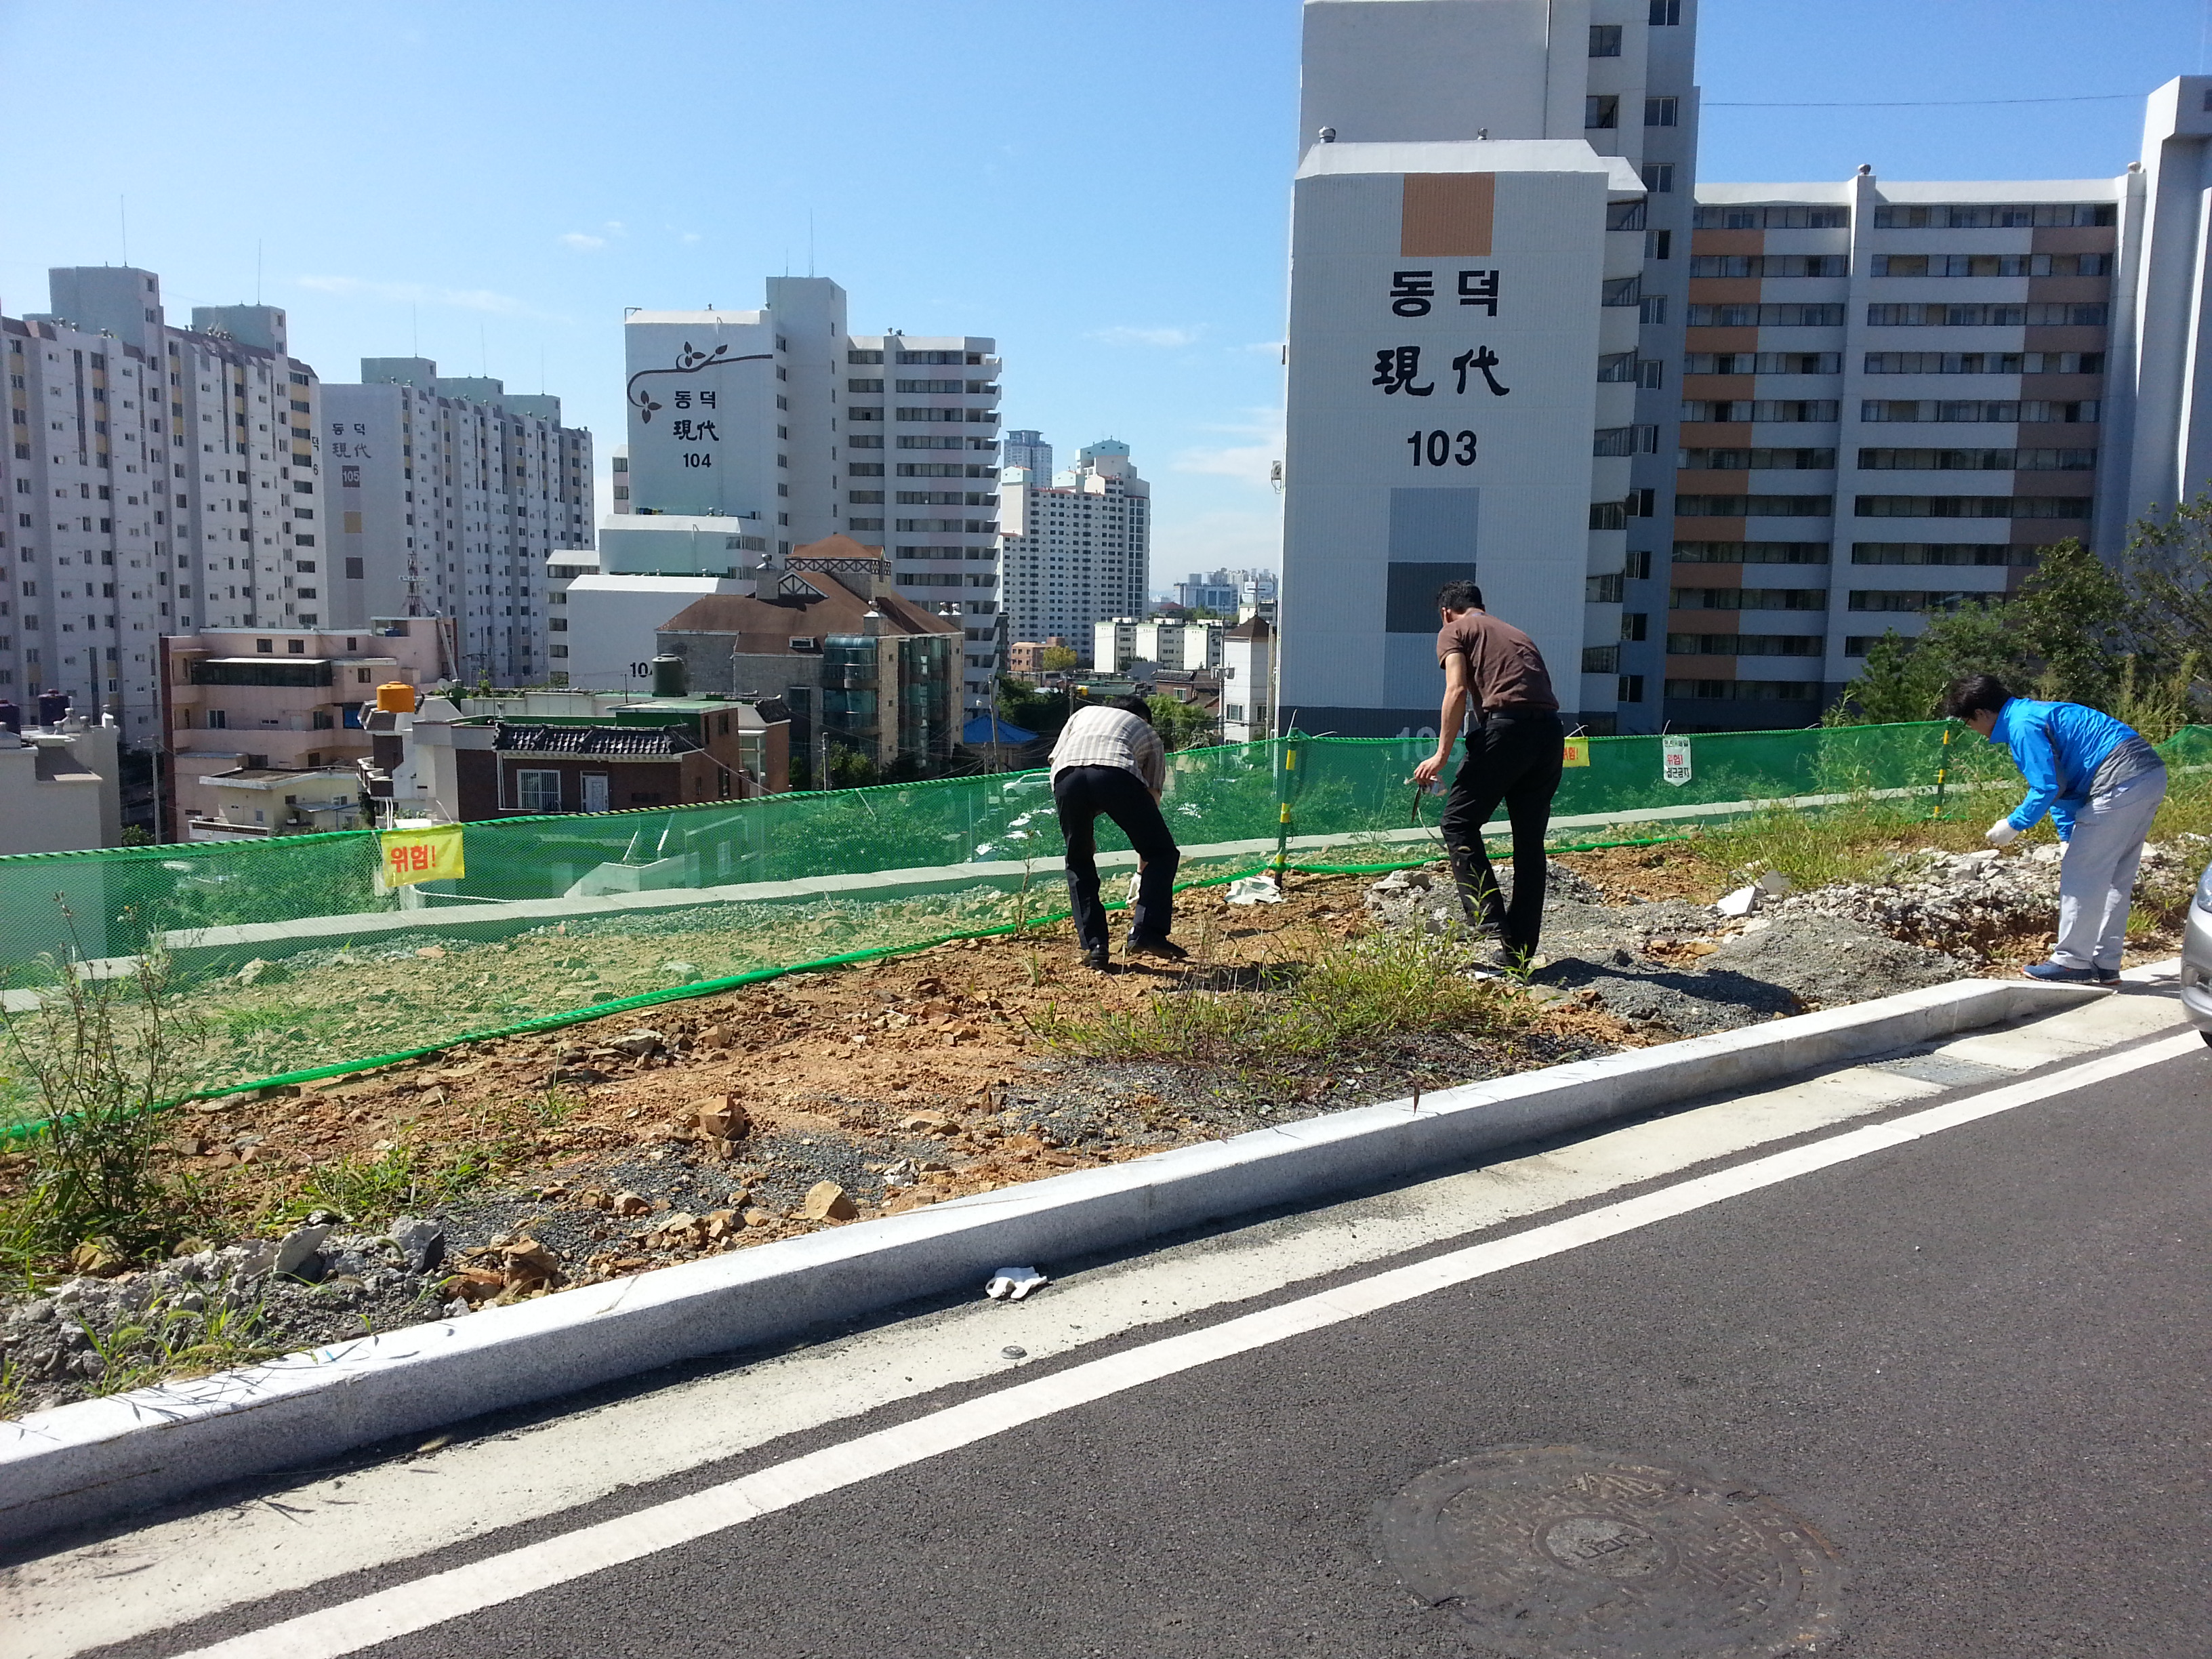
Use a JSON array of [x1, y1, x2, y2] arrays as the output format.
[[0, 720, 2199, 1122]]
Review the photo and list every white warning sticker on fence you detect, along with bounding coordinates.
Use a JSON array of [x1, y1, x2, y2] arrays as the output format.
[[1661, 736, 1693, 787]]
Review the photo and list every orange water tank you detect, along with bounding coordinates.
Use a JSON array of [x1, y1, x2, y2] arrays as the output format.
[[375, 682, 417, 714]]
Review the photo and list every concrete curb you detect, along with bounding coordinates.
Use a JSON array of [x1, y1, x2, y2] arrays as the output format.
[[0, 975, 2101, 1547]]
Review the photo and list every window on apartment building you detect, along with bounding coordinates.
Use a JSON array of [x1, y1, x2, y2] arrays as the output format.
[[1862, 399, 2100, 424], [1689, 254, 1849, 279], [1856, 447, 2095, 471], [1589, 22, 1622, 54], [1691, 205, 1851, 230], [1873, 295, 2108, 329], [1871, 203, 2114, 228], [1645, 96, 1679, 127], [1679, 400, 1840, 423], [1666, 632, 1822, 657], [1872, 252, 2110, 278], [1679, 449, 1836, 470], [1852, 543, 2043, 567], [1641, 163, 1675, 194], [1685, 352, 1841, 375], [1862, 351, 2104, 375], [1640, 295, 1669, 324], [1854, 494, 2091, 519], [1645, 229, 1673, 260], [1665, 680, 1822, 702], [1606, 200, 1647, 231], [1585, 95, 1620, 129], [1674, 494, 1835, 518]]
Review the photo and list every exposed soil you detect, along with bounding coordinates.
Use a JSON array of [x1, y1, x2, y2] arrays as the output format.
[[3, 836, 2196, 1418]]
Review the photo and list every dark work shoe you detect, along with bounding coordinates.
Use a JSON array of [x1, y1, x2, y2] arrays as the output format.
[[1081, 948, 1113, 973], [1126, 935, 1189, 962], [2024, 960, 2097, 983]]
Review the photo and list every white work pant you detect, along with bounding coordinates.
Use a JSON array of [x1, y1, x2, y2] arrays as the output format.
[[2052, 766, 2167, 971]]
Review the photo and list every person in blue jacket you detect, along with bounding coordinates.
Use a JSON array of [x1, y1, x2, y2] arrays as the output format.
[[1944, 673, 2168, 983]]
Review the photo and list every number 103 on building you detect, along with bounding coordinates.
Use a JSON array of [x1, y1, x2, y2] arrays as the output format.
[[1407, 429, 1477, 466]]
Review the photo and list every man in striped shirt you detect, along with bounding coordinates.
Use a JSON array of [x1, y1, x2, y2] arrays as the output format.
[[1050, 695, 1186, 970]]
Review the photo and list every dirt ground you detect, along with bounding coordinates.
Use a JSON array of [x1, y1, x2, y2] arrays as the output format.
[[3, 838, 2183, 1417]]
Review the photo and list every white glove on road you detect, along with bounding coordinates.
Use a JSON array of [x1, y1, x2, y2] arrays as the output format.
[[1985, 818, 2022, 848]]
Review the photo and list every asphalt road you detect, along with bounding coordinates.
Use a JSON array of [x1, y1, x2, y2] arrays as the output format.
[[81, 1033, 2212, 1659]]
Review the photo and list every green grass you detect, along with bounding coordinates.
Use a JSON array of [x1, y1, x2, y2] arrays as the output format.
[[1037, 925, 1531, 1067]]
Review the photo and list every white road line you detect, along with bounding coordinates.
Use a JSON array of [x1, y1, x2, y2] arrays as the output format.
[[163, 1030, 2205, 1659]]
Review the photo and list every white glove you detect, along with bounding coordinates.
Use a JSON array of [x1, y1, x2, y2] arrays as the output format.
[[1985, 818, 2021, 848]]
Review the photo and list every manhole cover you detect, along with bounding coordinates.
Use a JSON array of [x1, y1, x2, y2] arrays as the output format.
[[1377, 1446, 1844, 1657]]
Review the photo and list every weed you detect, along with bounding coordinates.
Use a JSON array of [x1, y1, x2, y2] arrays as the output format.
[[1041, 924, 1529, 1066], [0, 909, 210, 1264]]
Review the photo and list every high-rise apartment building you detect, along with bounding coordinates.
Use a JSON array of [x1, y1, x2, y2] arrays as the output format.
[[3, 266, 323, 751], [1000, 440, 1151, 665], [1003, 429, 1053, 481], [1662, 79, 2212, 726], [609, 278, 1004, 710], [1280, 0, 1696, 735], [321, 358, 592, 687]]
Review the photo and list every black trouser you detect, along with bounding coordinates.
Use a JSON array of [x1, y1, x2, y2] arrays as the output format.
[[1437, 710, 1565, 957], [1052, 764, 1180, 953]]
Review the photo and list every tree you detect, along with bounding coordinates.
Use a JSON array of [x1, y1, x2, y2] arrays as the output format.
[[1147, 693, 1218, 752], [1826, 522, 2207, 726], [996, 674, 1072, 741], [1039, 644, 1080, 674]]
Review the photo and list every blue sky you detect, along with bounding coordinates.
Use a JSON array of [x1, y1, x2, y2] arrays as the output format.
[[2, 1, 2206, 593]]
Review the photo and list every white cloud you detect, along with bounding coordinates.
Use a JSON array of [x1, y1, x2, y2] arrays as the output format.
[[1172, 443, 1279, 484], [293, 275, 566, 323], [1090, 325, 1204, 348], [1151, 507, 1283, 579], [558, 232, 607, 251], [1171, 407, 1285, 485]]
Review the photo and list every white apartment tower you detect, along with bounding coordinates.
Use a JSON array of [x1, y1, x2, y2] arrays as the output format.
[[1003, 429, 1053, 481], [1280, 0, 1697, 734], [322, 359, 592, 686], [611, 278, 1004, 710], [1000, 439, 1152, 665], [3, 266, 324, 749]]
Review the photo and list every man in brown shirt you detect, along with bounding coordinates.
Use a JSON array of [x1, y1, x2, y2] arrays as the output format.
[[1411, 579, 1565, 963]]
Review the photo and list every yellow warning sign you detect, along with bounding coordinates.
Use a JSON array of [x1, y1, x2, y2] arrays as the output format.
[[379, 823, 465, 888], [1562, 737, 1591, 769]]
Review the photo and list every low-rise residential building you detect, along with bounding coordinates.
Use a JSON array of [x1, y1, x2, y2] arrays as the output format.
[[397, 693, 787, 821], [161, 617, 450, 838], [1007, 636, 1073, 677], [1220, 615, 1275, 742], [0, 710, 121, 854], [655, 535, 962, 783], [1090, 617, 1227, 674]]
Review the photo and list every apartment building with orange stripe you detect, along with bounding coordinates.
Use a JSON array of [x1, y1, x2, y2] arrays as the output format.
[[1668, 79, 2212, 728]]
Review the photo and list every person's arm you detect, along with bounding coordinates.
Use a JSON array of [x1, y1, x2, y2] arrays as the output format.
[[2004, 709, 2064, 833], [1139, 725, 1166, 800], [1413, 652, 1469, 787]]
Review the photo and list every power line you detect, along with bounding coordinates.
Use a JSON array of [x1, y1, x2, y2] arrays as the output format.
[[1709, 92, 2142, 108]]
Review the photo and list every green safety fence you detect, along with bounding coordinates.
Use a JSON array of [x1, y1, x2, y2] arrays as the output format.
[[0, 719, 2201, 1124]]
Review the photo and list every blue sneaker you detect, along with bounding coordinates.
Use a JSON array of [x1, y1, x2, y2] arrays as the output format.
[[2024, 960, 2098, 983], [2094, 968, 2123, 985]]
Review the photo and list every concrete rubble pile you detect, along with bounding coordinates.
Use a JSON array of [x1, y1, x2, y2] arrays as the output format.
[[1759, 846, 2065, 960], [0, 1218, 464, 1418]]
